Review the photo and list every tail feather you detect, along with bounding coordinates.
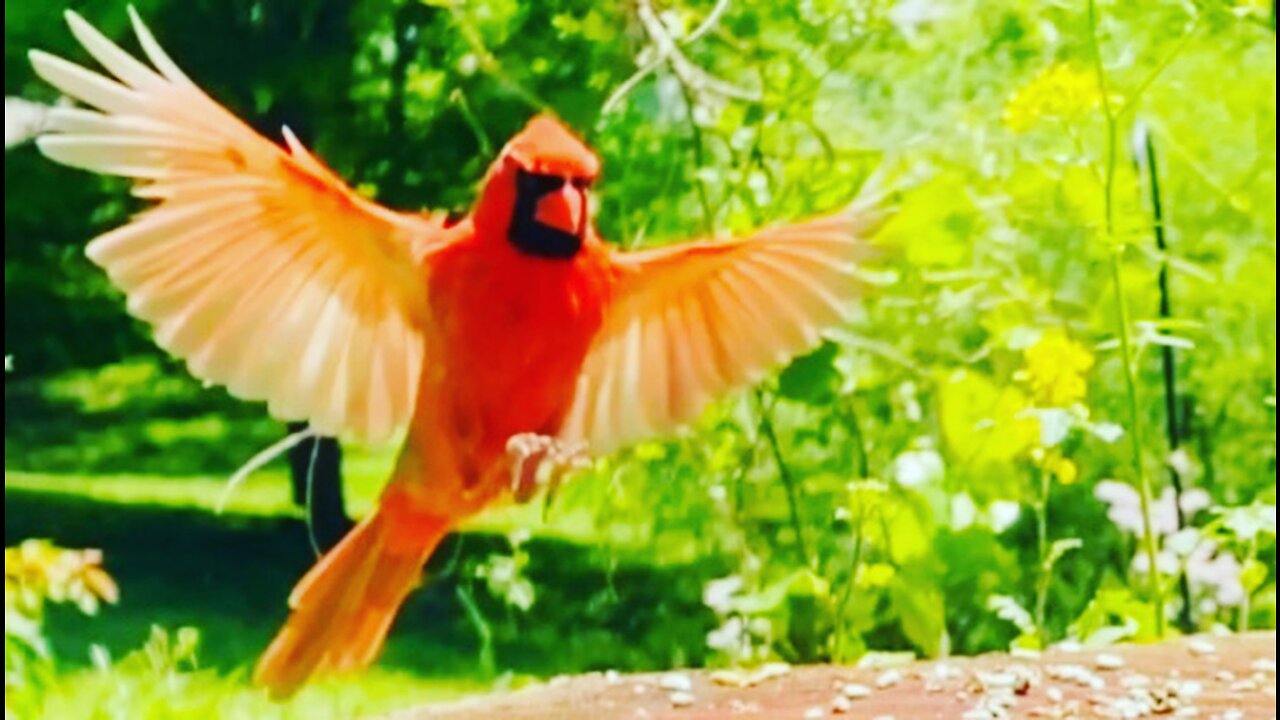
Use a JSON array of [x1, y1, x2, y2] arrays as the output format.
[[254, 507, 447, 699]]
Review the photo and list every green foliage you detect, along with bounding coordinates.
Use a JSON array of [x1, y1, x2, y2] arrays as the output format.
[[5, 540, 118, 719], [3, 0, 1276, 715]]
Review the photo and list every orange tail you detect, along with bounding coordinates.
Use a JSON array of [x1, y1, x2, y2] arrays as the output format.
[[254, 503, 448, 698]]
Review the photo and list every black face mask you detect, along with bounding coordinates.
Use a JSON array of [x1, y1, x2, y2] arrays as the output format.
[[509, 168, 586, 259]]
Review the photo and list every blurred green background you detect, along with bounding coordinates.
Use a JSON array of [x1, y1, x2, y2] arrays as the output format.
[[4, 0, 1276, 717]]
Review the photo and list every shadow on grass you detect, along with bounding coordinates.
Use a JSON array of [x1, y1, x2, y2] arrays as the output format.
[[4, 488, 721, 683], [5, 367, 282, 476]]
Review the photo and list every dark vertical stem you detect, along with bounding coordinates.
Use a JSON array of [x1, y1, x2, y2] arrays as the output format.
[[675, 80, 716, 236], [286, 422, 351, 554], [1133, 123, 1195, 631], [842, 398, 871, 480], [755, 390, 812, 568], [1034, 467, 1051, 646]]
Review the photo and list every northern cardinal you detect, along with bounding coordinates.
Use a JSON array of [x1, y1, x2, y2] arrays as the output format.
[[31, 10, 885, 697]]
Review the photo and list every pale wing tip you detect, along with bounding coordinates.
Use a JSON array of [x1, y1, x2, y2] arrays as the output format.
[[27, 49, 60, 76], [125, 5, 146, 31], [32, 135, 68, 166], [63, 8, 91, 34]]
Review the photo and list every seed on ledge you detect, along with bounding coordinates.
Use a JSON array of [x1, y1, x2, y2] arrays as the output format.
[[842, 683, 873, 699], [668, 690, 695, 708], [1095, 654, 1125, 670], [1186, 639, 1216, 657]]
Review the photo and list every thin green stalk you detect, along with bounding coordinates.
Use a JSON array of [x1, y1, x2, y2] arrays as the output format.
[[756, 390, 812, 568], [1087, 0, 1166, 637], [1034, 467, 1051, 647], [834, 505, 866, 662], [843, 398, 871, 480], [675, 79, 716, 235], [1134, 124, 1195, 631], [1239, 536, 1257, 633], [456, 584, 495, 677]]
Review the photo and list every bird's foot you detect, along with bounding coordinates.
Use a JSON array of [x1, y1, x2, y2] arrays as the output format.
[[506, 433, 590, 503]]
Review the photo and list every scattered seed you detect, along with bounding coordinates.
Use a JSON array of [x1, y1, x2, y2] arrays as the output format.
[[754, 662, 792, 683], [1214, 670, 1236, 683], [1046, 686, 1064, 703], [1047, 663, 1098, 687], [803, 706, 825, 719], [710, 669, 746, 687], [605, 669, 621, 684], [1187, 639, 1216, 657], [1252, 658, 1277, 674], [1096, 653, 1125, 670], [876, 669, 903, 689], [669, 690, 695, 708], [1121, 674, 1151, 689], [1174, 680, 1204, 698], [1011, 646, 1043, 660], [1172, 708, 1199, 718], [660, 673, 694, 692], [830, 695, 853, 714], [980, 671, 1018, 690], [842, 683, 873, 699], [1219, 710, 1244, 720], [1229, 679, 1258, 692]]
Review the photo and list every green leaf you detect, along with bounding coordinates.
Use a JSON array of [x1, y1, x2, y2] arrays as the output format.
[[777, 341, 841, 403], [889, 574, 947, 657]]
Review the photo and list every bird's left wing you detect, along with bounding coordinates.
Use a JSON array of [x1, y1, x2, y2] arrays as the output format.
[[561, 206, 885, 454], [29, 10, 447, 443]]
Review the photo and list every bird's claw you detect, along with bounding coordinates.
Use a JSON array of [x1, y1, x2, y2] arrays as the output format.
[[506, 433, 590, 504]]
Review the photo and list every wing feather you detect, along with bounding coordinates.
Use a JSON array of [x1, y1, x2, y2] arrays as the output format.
[[31, 10, 444, 442], [563, 209, 883, 453]]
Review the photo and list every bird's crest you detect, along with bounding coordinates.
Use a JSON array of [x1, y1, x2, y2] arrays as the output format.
[[501, 114, 599, 180]]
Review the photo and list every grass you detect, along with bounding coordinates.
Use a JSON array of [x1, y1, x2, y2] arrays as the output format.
[[4, 353, 729, 715], [4, 471, 724, 711]]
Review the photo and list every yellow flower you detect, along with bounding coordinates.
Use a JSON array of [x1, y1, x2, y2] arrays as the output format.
[[1019, 329, 1094, 407], [1039, 450, 1079, 485], [1004, 63, 1101, 132]]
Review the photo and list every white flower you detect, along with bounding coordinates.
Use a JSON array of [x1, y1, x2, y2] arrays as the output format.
[[892, 448, 944, 487], [703, 575, 744, 615], [1094, 482, 1211, 536], [988, 500, 1022, 532]]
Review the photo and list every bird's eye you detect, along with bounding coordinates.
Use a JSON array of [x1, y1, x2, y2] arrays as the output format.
[[570, 176, 593, 190]]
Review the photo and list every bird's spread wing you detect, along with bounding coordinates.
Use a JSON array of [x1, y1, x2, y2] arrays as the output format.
[[561, 206, 885, 454], [30, 9, 444, 443]]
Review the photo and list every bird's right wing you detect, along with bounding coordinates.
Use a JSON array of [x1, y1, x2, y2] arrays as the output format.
[[30, 9, 448, 443], [561, 201, 887, 455]]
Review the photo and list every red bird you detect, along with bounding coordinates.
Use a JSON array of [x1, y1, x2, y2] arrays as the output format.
[[31, 10, 885, 696]]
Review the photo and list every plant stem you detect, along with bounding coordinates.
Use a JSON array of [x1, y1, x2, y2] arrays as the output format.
[[835, 504, 867, 661], [1034, 467, 1051, 647], [1134, 124, 1196, 631], [1087, 0, 1166, 638], [1239, 535, 1257, 633], [756, 390, 812, 568], [843, 398, 871, 480], [456, 583, 495, 677]]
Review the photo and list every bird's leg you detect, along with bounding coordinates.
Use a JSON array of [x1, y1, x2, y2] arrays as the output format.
[[506, 433, 590, 503]]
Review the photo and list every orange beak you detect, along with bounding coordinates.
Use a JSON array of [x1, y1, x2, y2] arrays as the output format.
[[534, 183, 584, 236]]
